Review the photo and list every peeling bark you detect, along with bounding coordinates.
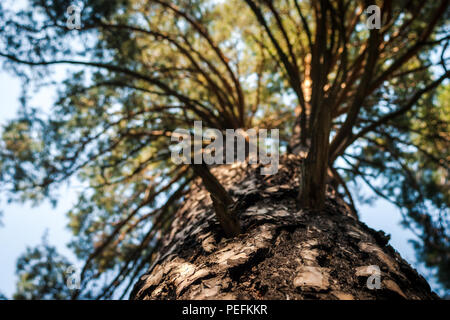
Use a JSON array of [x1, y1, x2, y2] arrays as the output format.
[[130, 155, 437, 300]]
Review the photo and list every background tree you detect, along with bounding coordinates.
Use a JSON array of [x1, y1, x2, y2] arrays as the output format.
[[0, 0, 448, 298], [13, 233, 74, 300]]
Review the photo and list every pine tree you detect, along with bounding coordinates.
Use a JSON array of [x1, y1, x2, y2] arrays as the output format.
[[0, 0, 448, 299]]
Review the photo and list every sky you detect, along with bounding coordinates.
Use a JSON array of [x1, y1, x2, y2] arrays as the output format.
[[0, 70, 80, 298], [0, 67, 443, 298]]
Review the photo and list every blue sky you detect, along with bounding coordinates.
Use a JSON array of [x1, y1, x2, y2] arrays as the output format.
[[0, 70, 79, 298], [0, 68, 442, 298]]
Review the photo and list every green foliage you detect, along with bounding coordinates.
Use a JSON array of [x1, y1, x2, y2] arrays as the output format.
[[0, 0, 448, 297], [13, 234, 73, 300], [342, 83, 450, 291]]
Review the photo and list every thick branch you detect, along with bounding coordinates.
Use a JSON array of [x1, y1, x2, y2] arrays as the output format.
[[192, 163, 240, 237]]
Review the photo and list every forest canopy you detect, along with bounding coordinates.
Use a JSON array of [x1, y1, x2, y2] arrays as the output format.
[[0, 0, 448, 298]]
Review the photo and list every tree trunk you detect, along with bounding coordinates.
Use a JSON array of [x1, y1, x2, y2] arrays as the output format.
[[298, 106, 331, 210], [130, 155, 437, 300]]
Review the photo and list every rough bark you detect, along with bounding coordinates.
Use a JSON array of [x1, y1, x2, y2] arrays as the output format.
[[298, 106, 331, 210], [130, 155, 437, 300]]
